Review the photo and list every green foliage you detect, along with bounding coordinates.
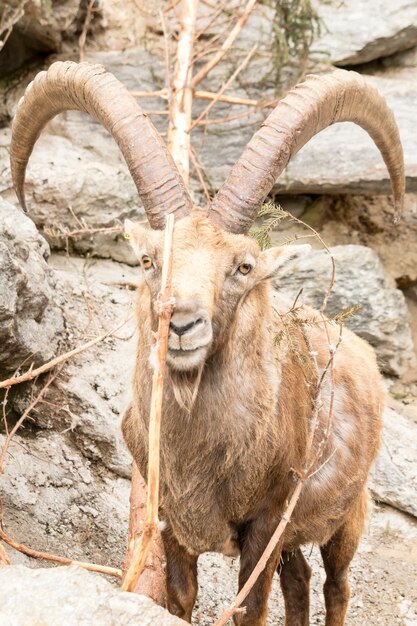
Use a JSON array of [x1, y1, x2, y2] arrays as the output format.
[[267, 0, 322, 88], [250, 201, 288, 250], [331, 304, 361, 325]]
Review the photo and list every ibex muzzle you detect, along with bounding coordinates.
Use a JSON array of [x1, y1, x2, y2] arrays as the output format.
[[167, 302, 212, 370]]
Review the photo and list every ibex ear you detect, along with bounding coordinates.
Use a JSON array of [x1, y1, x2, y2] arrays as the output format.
[[259, 244, 311, 280], [124, 219, 148, 259]]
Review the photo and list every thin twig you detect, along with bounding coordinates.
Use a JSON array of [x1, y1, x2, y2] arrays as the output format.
[[163, 0, 182, 13], [0, 526, 121, 578], [130, 89, 167, 98], [0, 2, 26, 52], [121, 214, 175, 593], [0, 316, 132, 390], [45, 224, 124, 240], [190, 43, 258, 130], [159, 7, 173, 122], [286, 211, 335, 316], [197, 109, 259, 126], [131, 88, 261, 108], [191, 0, 258, 88], [189, 145, 211, 203], [194, 4, 223, 40], [195, 90, 258, 107], [2, 385, 10, 437], [0, 372, 58, 473], [0, 541, 10, 566], [78, 0, 96, 62]]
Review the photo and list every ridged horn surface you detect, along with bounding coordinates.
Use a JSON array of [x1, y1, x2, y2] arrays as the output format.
[[209, 69, 405, 233], [10, 61, 193, 229]]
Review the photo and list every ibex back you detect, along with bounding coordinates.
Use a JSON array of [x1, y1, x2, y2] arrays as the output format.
[[10, 62, 405, 625]]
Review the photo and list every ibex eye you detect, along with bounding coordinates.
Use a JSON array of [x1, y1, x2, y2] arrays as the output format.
[[142, 255, 153, 270], [238, 263, 252, 275]]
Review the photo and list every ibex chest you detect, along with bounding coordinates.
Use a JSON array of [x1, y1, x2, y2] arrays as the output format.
[[158, 413, 281, 554]]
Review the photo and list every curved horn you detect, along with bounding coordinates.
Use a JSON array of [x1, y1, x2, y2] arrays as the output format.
[[209, 69, 405, 233], [10, 61, 193, 229]]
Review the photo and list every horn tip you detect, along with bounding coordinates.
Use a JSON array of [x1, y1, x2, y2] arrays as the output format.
[[16, 187, 27, 212]]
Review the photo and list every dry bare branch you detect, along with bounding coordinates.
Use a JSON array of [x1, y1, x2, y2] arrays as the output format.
[[0, 316, 132, 390], [0, 541, 10, 566], [190, 43, 258, 130], [78, 0, 96, 62], [121, 214, 175, 593], [191, 0, 258, 88], [122, 463, 167, 604], [159, 8, 173, 107], [190, 145, 211, 203], [0, 526, 121, 578], [167, 0, 199, 184], [0, 372, 57, 474], [45, 224, 124, 240], [131, 88, 262, 108]]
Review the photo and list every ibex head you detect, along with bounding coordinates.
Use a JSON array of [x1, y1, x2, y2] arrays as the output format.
[[10, 62, 405, 372], [125, 212, 309, 371]]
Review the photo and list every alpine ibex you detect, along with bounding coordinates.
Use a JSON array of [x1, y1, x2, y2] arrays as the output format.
[[11, 62, 404, 625]]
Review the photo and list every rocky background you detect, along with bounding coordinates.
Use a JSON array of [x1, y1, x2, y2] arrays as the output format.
[[0, 1, 416, 624]]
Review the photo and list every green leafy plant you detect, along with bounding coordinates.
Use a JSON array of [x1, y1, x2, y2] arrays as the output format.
[[267, 0, 322, 88]]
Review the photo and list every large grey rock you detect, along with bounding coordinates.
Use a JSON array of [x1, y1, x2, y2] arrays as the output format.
[[0, 125, 141, 265], [0, 197, 64, 376], [25, 254, 139, 478], [0, 0, 82, 75], [0, 431, 130, 566], [371, 407, 417, 518], [274, 244, 415, 376], [311, 0, 417, 66], [0, 566, 185, 625]]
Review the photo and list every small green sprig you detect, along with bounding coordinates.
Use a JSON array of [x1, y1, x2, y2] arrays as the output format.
[[250, 201, 288, 250]]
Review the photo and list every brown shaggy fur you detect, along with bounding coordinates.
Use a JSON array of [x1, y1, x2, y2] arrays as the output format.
[[122, 214, 383, 625]]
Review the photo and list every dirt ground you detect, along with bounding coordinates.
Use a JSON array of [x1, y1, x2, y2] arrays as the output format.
[[193, 504, 417, 625]]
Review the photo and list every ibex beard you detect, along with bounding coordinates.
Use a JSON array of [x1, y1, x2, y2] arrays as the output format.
[[122, 212, 384, 626]]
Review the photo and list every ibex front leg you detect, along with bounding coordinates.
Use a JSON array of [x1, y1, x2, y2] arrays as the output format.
[[235, 516, 283, 626], [279, 548, 312, 626], [162, 523, 198, 623]]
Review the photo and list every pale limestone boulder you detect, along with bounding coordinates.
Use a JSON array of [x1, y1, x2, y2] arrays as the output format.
[[370, 407, 417, 518], [312, 0, 417, 66], [0, 0, 82, 74], [0, 198, 63, 376], [0, 431, 130, 567], [0, 566, 185, 625]]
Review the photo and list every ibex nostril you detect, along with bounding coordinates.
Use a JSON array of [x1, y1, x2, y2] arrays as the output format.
[[170, 319, 198, 337]]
